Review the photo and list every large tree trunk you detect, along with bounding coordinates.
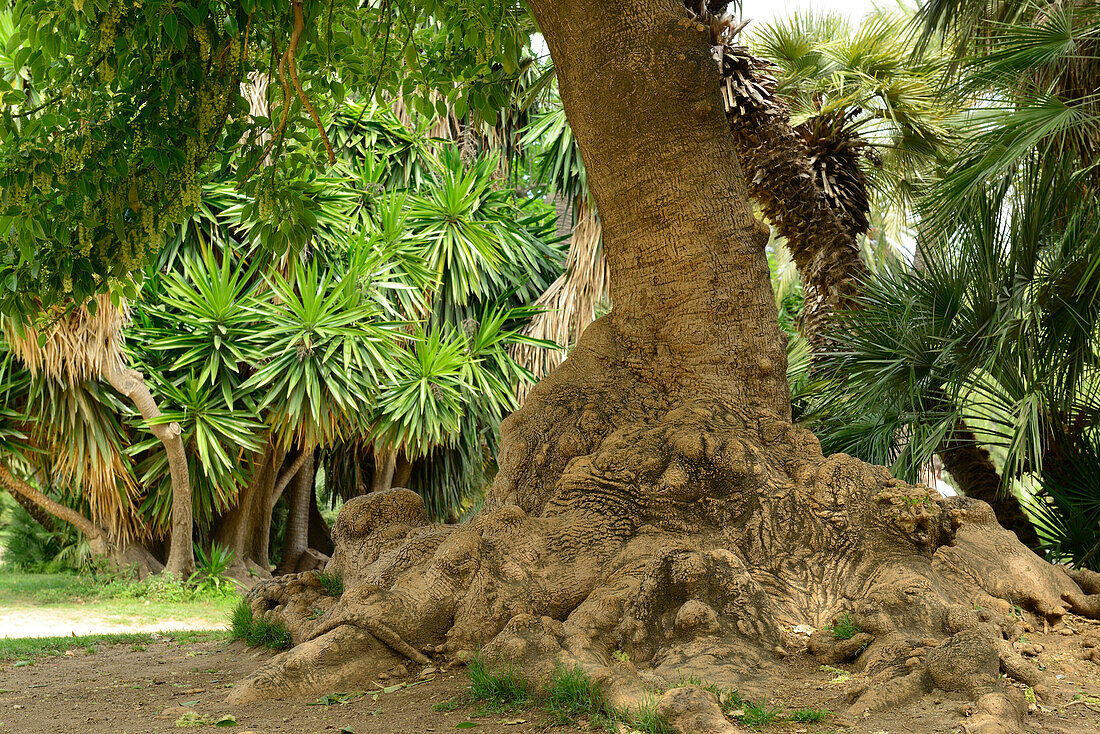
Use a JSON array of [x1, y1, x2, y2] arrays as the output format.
[[104, 365, 194, 577], [307, 482, 334, 557], [276, 448, 315, 575], [3, 480, 58, 533], [214, 441, 289, 578], [230, 4, 1100, 730], [369, 450, 396, 494]]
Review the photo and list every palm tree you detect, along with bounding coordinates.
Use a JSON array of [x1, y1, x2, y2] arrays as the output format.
[[1, 297, 195, 575]]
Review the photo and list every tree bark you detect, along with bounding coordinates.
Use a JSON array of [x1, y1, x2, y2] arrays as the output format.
[[0, 463, 108, 556], [214, 441, 288, 568], [276, 448, 315, 575], [370, 450, 396, 494], [104, 365, 194, 577], [718, 43, 869, 348], [307, 482, 333, 557], [3, 482, 57, 533], [531, 0, 789, 415], [392, 453, 413, 489], [939, 420, 1041, 549]]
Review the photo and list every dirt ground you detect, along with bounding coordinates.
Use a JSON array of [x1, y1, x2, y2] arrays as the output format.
[[1, 617, 1100, 734]]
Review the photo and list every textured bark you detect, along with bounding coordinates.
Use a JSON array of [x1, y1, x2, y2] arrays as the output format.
[[307, 482, 334, 557], [277, 449, 315, 575], [717, 44, 869, 347], [392, 453, 413, 490], [939, 421, 1041, 549], [228, 4, 1100, 732], [370, 450, 396, 494], [214, 441, 288, 568], [104, 365, 194, 577]]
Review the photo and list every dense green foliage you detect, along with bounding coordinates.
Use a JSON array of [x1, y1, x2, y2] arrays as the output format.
[[807, 1, 1100, 564], [0, 0, 539, 315]]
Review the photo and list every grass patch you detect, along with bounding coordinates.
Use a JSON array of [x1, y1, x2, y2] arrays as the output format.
[[740, 698, 783, 729], [458, 659, 672, 733], [544, 665, 615, 727], [789, 707, 832, 723], [228, 600, 292, 650], [626, 698, 674, 734], [314, 570, 344, 597], [0, 571, 238, 605], [0, 630, 228, 660], [465, 653, 532, 712], [823, 613, 863, 641]]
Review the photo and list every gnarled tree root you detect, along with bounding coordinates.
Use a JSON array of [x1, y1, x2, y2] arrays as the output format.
[[228, 382, 1097, 734]]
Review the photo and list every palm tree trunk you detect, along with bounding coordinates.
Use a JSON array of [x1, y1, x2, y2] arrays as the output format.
[[939, 420, 1041, 549], [276, 448, 315, 575], [370, 450, 396, 493], [104, 365, 194, 577], [393, 453, 413, 489], [718, 45, 869, 347], [307, 482, 333, 556], [214, 441, 287, 568], [3, 481, 57, 533], [0, 463, 108, 556]]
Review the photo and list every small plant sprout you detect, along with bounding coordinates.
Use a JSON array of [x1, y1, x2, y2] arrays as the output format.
[[315, 570, 344, 597], [824, 613, 863, 640]]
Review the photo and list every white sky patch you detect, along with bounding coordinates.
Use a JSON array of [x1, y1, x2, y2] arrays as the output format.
[[740, 0, 880, 27]]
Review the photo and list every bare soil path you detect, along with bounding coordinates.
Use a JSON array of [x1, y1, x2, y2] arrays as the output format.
[[0, 624, 1099, 733]]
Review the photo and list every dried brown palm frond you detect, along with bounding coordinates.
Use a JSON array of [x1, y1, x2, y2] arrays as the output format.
[[510, 198, 606, 402], [3, 294, 127, 385], [709, 25, 870, 348], [796, 109, 874, 239], [33, 382, 146, 543]]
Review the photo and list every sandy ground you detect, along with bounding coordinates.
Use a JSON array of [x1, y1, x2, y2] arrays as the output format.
[[1, 627, 1100, 733], [0, 606, 227, 638], [0, 639, 590, 734]]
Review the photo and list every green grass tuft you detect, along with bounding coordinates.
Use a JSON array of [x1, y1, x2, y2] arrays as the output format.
[[789, 707, 832, 723], [465, 653, 532, 711], [228, 600, 292, 650], [544, 666, 614, 726], [626, 698, 674, 734], [740, 698, 783, 729], [314, 570, 344, 597], [824, 613, 863, 641]]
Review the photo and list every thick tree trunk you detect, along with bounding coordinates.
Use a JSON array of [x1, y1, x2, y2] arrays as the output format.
[[215, 441, 287, 570], [3, 481, 58, 533], [370, 450, 396, 494], [939, 421, 1041, 549], [230, 5, 1100, 731], [307, 483, 334, 557], [277, 448, 315, 575], [392, 453, 413, 489], [104, 365, 194, 577]]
